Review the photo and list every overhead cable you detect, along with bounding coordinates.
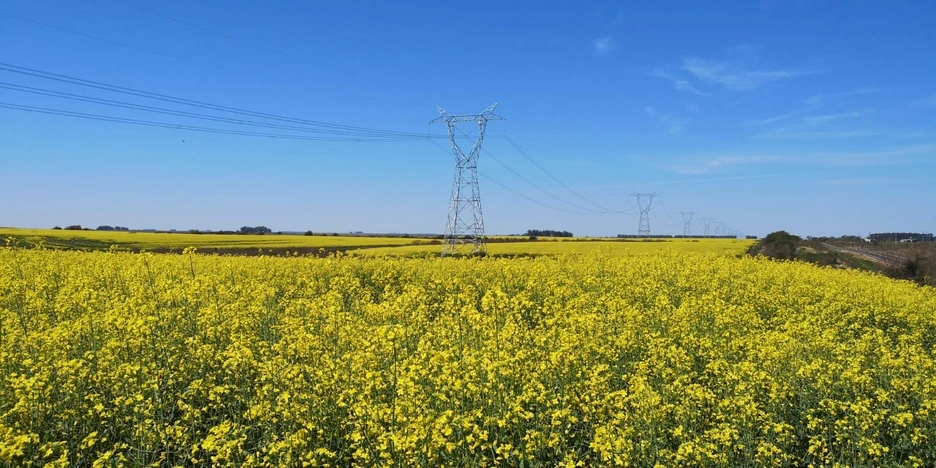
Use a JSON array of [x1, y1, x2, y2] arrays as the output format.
[[0, 62, 433, 139], [0, 102, 413, 142]]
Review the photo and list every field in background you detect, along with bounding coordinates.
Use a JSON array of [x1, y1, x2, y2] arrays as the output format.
[[0, 228, 418, 253], [357, 238, 754, 257], [1, 228, 753, 257]]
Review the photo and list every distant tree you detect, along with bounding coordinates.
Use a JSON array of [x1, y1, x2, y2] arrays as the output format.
[[52, 226, 62, 230], [97, 225, 115, 231], [65, 225, 83, 231], [524, 229, 573, 238], [239, 226, 273, 235], [749, 230, 802, 260]]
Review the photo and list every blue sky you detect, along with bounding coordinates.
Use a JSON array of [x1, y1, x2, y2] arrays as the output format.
[[1, 1, 934, 237]]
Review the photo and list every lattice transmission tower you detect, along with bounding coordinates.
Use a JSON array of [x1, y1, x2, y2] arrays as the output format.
[[633, 193, 657, 238], [680, 212, 695, 237], [702, 218, 713, 238], [431, 103, 505, 257]]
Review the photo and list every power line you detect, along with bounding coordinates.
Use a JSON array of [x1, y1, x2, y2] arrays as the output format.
[[0, 62, 431, 138], [438, 115, 612, 214], [0, 12, 391, 103], [483, 149, 609, 214], [0, 102, 410, 142], [428, 139, 604, 215], [504, 135, 617, 213], [0, 81, 448, 139], [449, 123, 611, 214], [654, 195, 681, 230]]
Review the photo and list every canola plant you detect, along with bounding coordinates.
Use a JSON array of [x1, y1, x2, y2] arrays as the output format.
[[1, 247, 934, 466]]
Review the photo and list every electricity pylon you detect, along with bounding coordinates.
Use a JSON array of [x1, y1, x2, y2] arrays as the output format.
[[702, 218, 713, 238], [431, 103, 504, 257], [633, 193, 657, 237], [680, 212, 695, 237]]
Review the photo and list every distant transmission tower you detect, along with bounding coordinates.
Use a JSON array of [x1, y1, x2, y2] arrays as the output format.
[[633, 193, 657, 238], [702, 218, 713, 238], [680, 212, 695, 237], [431, 103, 505, 257]]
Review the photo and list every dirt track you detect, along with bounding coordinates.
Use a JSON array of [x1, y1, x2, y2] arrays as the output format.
[[820, 243, 904, 266]]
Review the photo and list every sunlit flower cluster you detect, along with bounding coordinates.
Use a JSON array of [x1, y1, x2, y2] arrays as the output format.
[[1, 247, 934, 466]]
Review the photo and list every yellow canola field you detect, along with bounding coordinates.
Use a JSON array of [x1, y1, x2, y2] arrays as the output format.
[[357, 238, 753, 256], [1, 248, 935, 467], [0, 228, 418, 251]]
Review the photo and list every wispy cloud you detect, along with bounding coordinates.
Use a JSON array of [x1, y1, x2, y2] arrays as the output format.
[[801, 111, 866, 126], [758, 0, 807, 10], [590, 143, 936, 191], [682, 58, 814, 91], [805, 88, 881, 108], [813, 143, 936, 166], [755, 128, 882, 139], [645, 107, 684, 135], [902, 131, 936, 139], [591, 37, 617, 55], [582, 172, 805, 190], [746, 110, 801, 126], [659, 155, 786, 174], [747, 89, 878, 127], [912, 93, 936, 108], [816, 177, 905, 186], [649, 70, 710, 96]]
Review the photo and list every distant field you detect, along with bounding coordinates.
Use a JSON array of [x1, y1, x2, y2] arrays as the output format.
[[0, 228, 754, 257], [357, 238, 754, 256], [0, 228, 418, 252]]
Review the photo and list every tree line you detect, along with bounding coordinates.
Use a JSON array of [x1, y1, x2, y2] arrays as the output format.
[[524, 229, 573, 238]]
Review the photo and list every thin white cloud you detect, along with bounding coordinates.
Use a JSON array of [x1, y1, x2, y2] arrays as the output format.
[[746, 110, 801, 126], [649, 70, 710, 96], [805, 88, 881, 108], [801, 112, 866, 126], [645, 107, 684, 135], [584, 143, 936, 190], [814, 143, 936, 166], [816, 177, 905, 186], [591, 37, 617, 55], [755, 128, 882, 139], [583, 172, 807, 190], [682, 57, 814, 91], [912, 93, 936, 107], [747, 90, 875, 127], [902, 131, 936, 139], [758, 0, 807, 10], [659, 155, 786, 174]]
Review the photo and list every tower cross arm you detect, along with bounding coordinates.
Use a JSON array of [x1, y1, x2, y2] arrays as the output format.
[[429, 103, 505, 124], [429, 106, 450, 125]]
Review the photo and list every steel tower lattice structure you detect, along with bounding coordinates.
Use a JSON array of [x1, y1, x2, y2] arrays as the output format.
[[431, 103, 505, 257], [633, 193, 657, 238], [680, 212, 695, 237], [702, 218, 713, 237]]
